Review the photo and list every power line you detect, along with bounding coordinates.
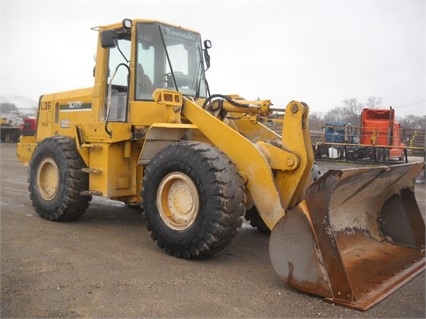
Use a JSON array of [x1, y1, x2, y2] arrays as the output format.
[[393, 100, 426, 108]]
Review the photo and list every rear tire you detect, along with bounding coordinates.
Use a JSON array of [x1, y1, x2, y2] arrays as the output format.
[[28, 136, 91, 221], [142, 142, 245, 258]]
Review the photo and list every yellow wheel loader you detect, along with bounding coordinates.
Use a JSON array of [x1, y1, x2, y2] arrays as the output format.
[[17, 19, 424, 310]]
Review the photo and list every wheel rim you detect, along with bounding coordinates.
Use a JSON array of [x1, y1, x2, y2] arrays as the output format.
[[36, 157, 59, 200], [157, 172, 199, 231]]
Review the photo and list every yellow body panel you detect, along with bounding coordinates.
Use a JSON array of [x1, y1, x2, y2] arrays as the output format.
[[86, 141, 142, 201], [36, 88, 94, 142], [129, 100, 167, 126], [16, 136, 37, 164]]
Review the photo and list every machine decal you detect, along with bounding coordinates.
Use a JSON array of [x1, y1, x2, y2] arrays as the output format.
[[60, 102, 92, 112], [60, 119, 70, 128]]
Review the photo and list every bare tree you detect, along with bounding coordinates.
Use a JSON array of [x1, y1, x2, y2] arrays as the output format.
[[365, 96, 382, 108], [321, 98, 366, 126], [400, 115, 426, 130], [324, 106, 348, 123], [308, 112, 323, 130], [342, 98, 363, 119], [0, 103, 18, 113]]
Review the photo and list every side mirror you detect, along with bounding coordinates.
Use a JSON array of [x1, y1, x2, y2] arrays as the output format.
[[101, 30, 118, 48], [204, 40, 212, 49]]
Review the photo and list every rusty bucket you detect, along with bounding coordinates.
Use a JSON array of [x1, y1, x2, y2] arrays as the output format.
[[270, 162, 425, 310]]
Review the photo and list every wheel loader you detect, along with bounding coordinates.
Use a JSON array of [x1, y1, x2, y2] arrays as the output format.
[[17, 19, 424, 310]]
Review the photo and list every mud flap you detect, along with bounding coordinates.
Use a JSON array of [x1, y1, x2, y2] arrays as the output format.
[[270, 162, 425, 310]]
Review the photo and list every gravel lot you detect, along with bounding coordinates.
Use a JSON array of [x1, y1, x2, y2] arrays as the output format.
[[1, 143, 425, 318]]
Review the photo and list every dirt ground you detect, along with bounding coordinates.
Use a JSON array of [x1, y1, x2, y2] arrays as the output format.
[[1, 142, 425, 318]]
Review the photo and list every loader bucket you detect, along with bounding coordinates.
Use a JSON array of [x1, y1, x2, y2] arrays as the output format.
[[270, 162, 425, 310]]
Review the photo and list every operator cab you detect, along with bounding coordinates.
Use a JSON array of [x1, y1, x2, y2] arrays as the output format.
[[100, 19, 211, 122]]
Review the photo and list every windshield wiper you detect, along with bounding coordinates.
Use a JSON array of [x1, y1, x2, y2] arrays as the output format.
[[158, 24, 178, 91]]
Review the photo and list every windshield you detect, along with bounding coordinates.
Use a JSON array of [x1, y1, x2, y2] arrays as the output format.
[[135, 22, 208, 100]]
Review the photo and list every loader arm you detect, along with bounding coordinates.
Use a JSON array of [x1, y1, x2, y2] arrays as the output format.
[[182, 97, 314, 230]]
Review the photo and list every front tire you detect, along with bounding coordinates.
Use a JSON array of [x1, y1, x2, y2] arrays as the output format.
[[28, 136, 91, 221], [142, 142, 245, 258]]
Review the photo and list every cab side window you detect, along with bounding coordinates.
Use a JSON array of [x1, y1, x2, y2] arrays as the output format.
[[107, 38, 130, 121]]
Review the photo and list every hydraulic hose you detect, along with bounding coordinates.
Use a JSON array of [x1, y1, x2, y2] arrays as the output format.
[[202, 94, 251, 109]]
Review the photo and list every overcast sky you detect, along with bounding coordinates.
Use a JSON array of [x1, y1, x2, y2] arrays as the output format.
[[1, 0, 425, 118]]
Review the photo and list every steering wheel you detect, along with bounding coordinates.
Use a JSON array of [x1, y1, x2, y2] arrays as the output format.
[[164, 72, 193, 88]]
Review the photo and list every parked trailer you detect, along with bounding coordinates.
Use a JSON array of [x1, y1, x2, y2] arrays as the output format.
[[359, 107, 405, 160], [0, 116, 36, 143], [315, 107, 408, 162], [0, 115, 23, 143]]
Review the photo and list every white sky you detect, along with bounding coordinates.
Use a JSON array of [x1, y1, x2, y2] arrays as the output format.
[[1, 0, 425, 118]]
